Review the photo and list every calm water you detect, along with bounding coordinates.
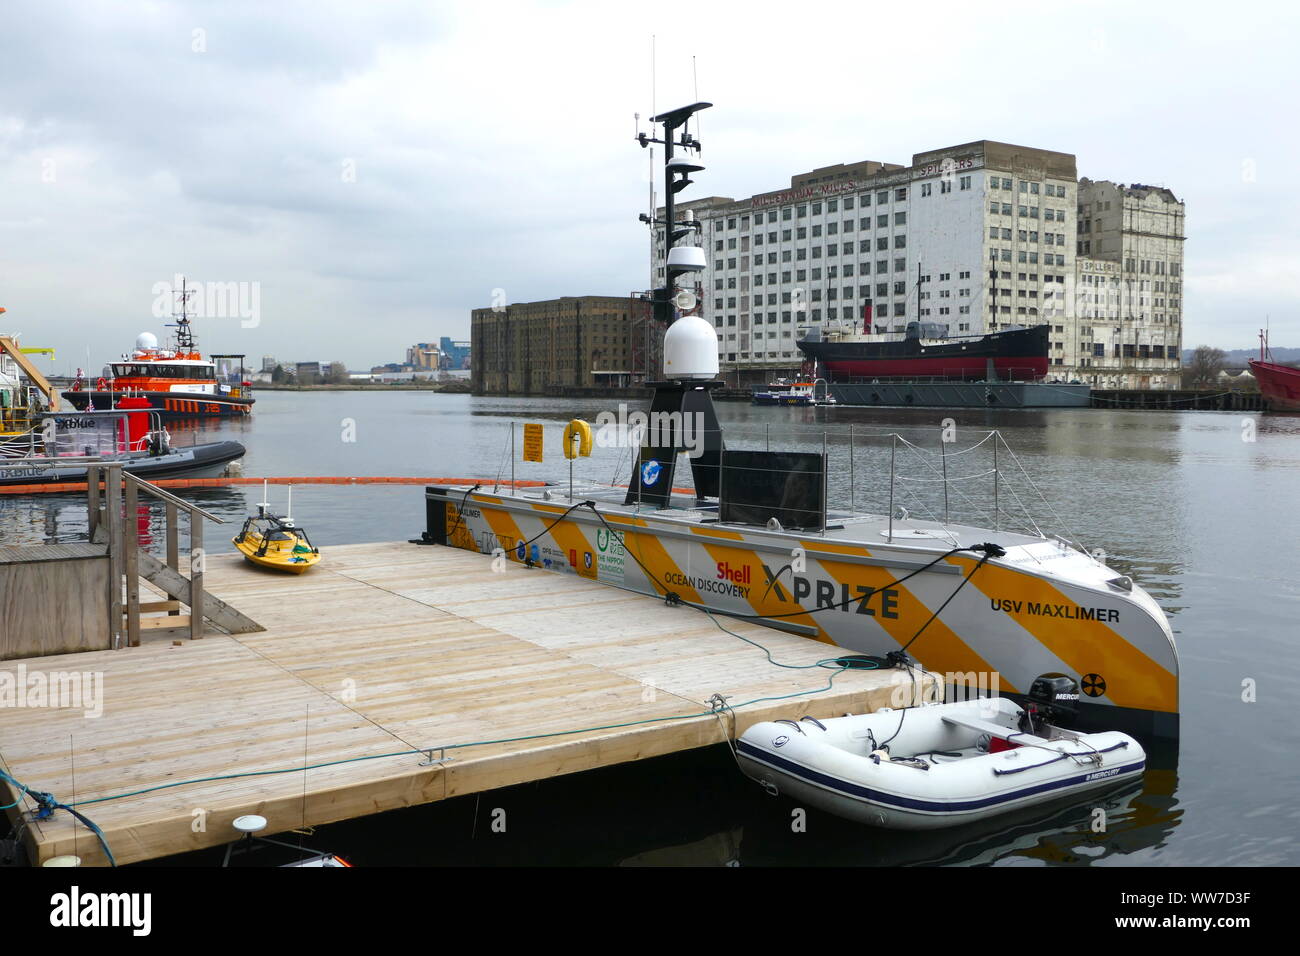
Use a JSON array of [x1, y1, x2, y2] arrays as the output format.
[[4, 391, 1298, 866]]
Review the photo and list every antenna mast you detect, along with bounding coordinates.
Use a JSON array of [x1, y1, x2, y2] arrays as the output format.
[[169, 277, 197, 352]]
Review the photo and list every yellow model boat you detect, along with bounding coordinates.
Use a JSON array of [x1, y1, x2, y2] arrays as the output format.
[[233, 487, 320, 573]]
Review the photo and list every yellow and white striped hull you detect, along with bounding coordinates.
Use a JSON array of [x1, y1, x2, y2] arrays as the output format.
[[425, 485, 1179, 739]]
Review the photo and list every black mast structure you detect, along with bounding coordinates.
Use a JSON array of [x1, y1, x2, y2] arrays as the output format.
[[626, 102, 726, 508], [168, 277, 197, 352]]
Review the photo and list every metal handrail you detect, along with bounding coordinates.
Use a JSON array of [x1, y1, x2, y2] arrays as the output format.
[[88, 464, 222, 648]]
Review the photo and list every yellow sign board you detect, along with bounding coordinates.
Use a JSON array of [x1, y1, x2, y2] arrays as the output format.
[[522, 423, 544, 462]]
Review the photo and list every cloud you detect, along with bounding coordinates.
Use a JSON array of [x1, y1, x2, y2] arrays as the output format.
[[1, 0, 1299, 374]]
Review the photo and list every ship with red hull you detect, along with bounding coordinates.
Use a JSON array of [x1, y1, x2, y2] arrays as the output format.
[[798, 320, 1049, 382], [1249, 330, 1300, 411]]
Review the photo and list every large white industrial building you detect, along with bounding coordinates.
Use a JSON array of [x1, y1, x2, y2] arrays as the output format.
[[651, 140, 1184, 389]]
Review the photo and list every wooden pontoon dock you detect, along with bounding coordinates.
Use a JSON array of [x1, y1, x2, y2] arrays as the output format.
[[1, 541, 931, 866]]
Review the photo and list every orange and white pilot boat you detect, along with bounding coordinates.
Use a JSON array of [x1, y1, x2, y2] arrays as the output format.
[[62, 279, 254, 419]]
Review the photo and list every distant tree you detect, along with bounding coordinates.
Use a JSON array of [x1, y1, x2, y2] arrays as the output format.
[[271, 364, 295, 385], [326, 361, 350, 385], [1182, 346, 1226, 388]]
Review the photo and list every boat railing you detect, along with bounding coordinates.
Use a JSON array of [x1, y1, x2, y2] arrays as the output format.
[[87, 463, 230, 647], [496, 419, 1089, 556]]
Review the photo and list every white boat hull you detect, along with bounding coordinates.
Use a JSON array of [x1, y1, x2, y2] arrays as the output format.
[[736, 699, 1146, 830]]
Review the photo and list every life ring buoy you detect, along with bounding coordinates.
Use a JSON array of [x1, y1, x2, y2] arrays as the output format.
[[563, 419, 593, 459], [96, 377, 108, 391]]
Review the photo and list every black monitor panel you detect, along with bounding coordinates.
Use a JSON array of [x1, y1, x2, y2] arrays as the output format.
[[718, 450, 826, 529]]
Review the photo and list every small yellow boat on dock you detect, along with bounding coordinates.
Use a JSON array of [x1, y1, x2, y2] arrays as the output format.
[[233, 484, 320, 573]]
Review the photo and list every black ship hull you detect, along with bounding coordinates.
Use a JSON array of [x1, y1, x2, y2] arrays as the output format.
[[798, 324, 1049, 381]]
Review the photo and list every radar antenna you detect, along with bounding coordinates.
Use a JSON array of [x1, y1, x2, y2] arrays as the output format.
[[167, 277, 197, 351]]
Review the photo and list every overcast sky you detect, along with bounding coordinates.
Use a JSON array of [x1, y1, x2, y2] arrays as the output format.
[[2, 0, 1296, 373]]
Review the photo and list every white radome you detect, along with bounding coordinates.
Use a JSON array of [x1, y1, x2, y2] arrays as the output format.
[[663, 314, 719, 380], [135, 331, 158, 351]]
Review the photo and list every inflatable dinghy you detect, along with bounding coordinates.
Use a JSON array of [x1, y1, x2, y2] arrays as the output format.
[[737, 694, 1145, 830]]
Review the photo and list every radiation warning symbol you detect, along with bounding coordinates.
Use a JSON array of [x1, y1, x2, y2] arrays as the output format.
[[1081, 673, 1107, 698]]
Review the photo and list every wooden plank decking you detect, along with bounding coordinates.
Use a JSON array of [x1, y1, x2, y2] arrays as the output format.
[[0, 541, 932, 866]]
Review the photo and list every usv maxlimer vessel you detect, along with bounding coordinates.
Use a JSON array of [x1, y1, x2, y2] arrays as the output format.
[[423, 102, 1178, 741]]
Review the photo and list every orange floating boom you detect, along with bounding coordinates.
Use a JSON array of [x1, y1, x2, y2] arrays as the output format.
[[0, 476, 550, 495]]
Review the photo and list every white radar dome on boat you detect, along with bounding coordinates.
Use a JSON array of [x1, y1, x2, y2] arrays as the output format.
[[135, 331, 158, 351], [666, 246, 707, 272], [663, 314, 719, 380]]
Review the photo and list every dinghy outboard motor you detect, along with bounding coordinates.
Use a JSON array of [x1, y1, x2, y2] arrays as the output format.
[[1019, 673, 1080, 735]]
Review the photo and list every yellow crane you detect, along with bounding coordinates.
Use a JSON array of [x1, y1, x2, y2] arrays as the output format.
[[0, 306, 59, 413]]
